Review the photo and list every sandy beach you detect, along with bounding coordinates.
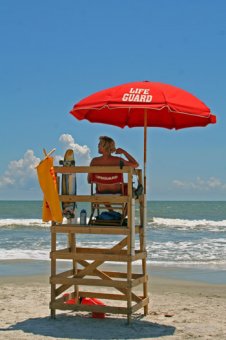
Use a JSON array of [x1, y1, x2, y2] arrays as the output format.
[[1, 272, 226, 340]]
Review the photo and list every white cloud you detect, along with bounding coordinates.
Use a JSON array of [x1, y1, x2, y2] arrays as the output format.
[[0, 134, 92, 194], [172, 176, 226, 191], [0, 150, 40, 189], [59, 134, 91, 165]]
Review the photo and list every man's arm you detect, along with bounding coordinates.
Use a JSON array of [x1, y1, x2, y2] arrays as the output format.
[[115, 148, 139, 168]]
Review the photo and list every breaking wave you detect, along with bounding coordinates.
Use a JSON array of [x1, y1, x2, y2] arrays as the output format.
[[150, 217, 226, 231]]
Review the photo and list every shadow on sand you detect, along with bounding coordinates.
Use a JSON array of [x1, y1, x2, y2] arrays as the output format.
[[1, 313, 175, 339]]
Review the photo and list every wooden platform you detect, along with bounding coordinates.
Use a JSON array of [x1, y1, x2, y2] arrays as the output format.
[[50, 166, 149, 323]]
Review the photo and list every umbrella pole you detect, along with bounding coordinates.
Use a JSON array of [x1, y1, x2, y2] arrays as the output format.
[[144, 109, 147, 195], [142, 109, 148, 315]]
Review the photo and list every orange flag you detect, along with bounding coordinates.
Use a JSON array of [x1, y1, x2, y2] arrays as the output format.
[[36, 157, 63, 223]]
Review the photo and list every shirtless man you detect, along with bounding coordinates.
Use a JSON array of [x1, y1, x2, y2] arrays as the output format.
[[88, 136, 139, 193]]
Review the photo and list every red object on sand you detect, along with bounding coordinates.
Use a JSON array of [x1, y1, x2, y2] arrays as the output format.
[[63, 294, 106, 318], [81, 297, 106, 319], [63, 293, 78, 305]]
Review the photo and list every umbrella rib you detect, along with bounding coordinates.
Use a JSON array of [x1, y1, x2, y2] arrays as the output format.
[[73, 105, 211, 118]]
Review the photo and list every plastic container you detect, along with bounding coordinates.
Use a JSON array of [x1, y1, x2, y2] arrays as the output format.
[[80, 209, 87, 225], [81, 297, 105, 318]]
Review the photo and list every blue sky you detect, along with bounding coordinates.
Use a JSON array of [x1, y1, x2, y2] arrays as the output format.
[[0, 0, 226, 200]]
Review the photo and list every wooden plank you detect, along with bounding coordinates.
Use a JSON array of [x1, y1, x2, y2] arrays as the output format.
[[52, 284, 143, 308], [70, 232, 79, 302], [50, 222, 56, 319], [54, 165, 134, 174], [131, 275, 148, 287], [127, 259, 132, 324], [51, 225, 56, 252], [75, 247, 128, 255], [131, 297, 149, 313], [51, 247, 145, 256], [51, 252, 132, 261], [126, 172, 133, 323], [51, 247, 69, 254], [51, 250, 146, 262], [50, 276, 130, 288], [127, 171, 135, 322], [139, 227, 149, 316], [51, 225, 141, 234], [53, 289, 142, 305], [78, 291, 127, 301], [78, 259, 112, 280], [133, 251, 147, 260], [55, 284, 72, 297], [96, 271, 143, 279], [130, 198, 135, 256], [59, 195, 129, 203], [51, 240, 128, 255], [54, 269, 74, 278], [50, 300, 128, 314], [52, 225, 130, 235]]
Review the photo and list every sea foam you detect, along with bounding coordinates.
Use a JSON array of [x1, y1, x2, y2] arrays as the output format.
[[0, 219, 50, 228], [150, 217, 226, 231]]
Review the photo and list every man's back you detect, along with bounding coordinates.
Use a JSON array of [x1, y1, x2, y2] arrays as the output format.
[[90, 155, 122, 193]]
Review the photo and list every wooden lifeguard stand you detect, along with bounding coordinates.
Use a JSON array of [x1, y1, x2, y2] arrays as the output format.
[[49, 165, 149, 323]]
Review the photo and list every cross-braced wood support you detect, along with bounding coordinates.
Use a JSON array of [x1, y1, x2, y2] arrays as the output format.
[[50, 166, 149, 323]]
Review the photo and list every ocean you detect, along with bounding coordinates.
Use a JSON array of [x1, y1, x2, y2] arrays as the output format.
[[0, 200, 226, 284]]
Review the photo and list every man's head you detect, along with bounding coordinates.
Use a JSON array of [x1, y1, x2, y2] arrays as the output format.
[[98, 136, 116, 154]]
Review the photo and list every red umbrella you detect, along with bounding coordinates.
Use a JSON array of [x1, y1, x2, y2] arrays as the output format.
[[70, 81, 216, 193]]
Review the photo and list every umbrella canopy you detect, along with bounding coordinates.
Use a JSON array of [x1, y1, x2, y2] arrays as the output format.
[[70, 81, 216, 193], [70, 81, 216, 129]]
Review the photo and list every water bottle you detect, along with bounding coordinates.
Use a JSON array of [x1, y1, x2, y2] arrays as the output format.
[[80, 209, 87, 225]]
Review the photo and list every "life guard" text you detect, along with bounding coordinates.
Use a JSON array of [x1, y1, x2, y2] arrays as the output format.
[[122, 88, 152, 103]]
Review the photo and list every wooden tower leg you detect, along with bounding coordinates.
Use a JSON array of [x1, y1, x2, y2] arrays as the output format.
[[126, 188, 135, 324], [127, 260, 132, 324], [70, 232, 79, 301], [50, 223, 56, 318], [140, 194, 148, 315], [142, 258, 148, 315]]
